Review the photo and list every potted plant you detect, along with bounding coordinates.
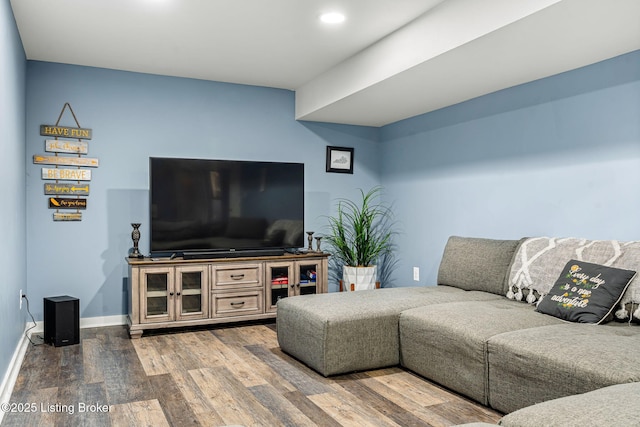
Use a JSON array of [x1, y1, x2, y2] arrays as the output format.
[[325, 187, 395, 291]]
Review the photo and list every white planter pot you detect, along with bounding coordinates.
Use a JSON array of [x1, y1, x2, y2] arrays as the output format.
[[343, 265, 377, 291]]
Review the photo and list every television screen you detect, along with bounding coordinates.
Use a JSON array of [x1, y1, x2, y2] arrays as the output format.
[[150, 157, 304, 256]]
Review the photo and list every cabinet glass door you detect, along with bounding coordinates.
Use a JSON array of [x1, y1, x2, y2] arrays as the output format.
[[297, 262, 320, 296], [141, 268, 174, 323], [146, 273, 169, 316], [266, 262, 293, 312], [181, 272, 202, 313], [176, 266, 208, 320]]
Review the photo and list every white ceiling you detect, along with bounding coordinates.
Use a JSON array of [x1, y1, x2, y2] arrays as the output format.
[[10, 0, 640, 127]]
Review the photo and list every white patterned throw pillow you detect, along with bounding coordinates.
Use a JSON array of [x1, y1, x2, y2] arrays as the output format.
[[507, 237, 640, 322]]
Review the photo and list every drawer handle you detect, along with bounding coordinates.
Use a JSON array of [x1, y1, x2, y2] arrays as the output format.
[[230, 301, 245, 307], [230, 274, 245, 280]]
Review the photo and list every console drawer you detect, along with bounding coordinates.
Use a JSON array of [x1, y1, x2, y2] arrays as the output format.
[[212, 290, 264, 317], [212, 263, 262, 290]]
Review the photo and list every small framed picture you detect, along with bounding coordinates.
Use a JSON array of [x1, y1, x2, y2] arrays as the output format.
[[326, 146, 354, 174]]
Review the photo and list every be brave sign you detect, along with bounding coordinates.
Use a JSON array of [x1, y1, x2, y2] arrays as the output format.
[[41, 168, 92, 181]]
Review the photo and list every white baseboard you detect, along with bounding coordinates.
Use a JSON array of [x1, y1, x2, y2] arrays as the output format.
[[0, 327, 31, 424], [80, 314, 127, 329], [0, 315, 126, 424], [26, 314, 127, 335]]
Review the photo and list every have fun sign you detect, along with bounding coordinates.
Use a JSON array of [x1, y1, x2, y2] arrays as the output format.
[[36, 103, 97, 221]]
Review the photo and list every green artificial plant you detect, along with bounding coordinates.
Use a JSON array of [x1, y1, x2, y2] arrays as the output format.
[[324, 187, 395, 268]]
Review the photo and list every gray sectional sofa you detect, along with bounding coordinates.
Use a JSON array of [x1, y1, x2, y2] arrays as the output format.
[[276, 236, 640, 425]]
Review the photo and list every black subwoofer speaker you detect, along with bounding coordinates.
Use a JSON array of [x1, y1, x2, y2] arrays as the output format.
[[44, 296, 79, 347]]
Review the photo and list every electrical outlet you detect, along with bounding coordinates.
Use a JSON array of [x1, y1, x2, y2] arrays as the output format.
[[413, 267, 420, 281], [19, 289, 23, 310]]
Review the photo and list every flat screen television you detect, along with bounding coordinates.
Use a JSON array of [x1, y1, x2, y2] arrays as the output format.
[[149, 157, 304, 258]]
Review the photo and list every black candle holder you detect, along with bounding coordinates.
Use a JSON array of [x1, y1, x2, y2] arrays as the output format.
[[129, 223, 143, 258], [306, 231, 314, 251]]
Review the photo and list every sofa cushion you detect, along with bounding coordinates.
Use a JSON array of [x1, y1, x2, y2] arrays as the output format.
[[487, 323, 640, 413], [399, 299, 563, 406], [506, 237, 640, 322], [499, 382, 640, 427], [276, 286, 501, 376], [438, 236, 523, 295], [536, 260, 636, 324]]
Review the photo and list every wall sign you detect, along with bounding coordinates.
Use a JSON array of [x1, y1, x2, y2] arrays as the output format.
[[36, 103, 97, 221], [44, 183, 90, 196], [41, 168, 92, 181], [40, 125, 92, 140], [34, 155, 99, 167], [49, 198, 87, 209], [45, 139, 88, 154], [53, 212, 82, 221]]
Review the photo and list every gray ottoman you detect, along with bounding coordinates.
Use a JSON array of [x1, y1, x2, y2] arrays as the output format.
[[276, 286, 501, 376]]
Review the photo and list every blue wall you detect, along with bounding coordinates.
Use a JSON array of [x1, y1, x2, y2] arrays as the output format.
[[381, 50, 640, 286], [0, 0, 26, 390], [21, 45, 640, 317], [25, 62, 381, 320]]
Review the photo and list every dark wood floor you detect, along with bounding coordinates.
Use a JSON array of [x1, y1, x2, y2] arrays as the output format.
[[2, 322, 501, 426]]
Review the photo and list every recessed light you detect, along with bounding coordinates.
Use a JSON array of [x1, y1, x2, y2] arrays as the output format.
[[320, 12, 346, 24]]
